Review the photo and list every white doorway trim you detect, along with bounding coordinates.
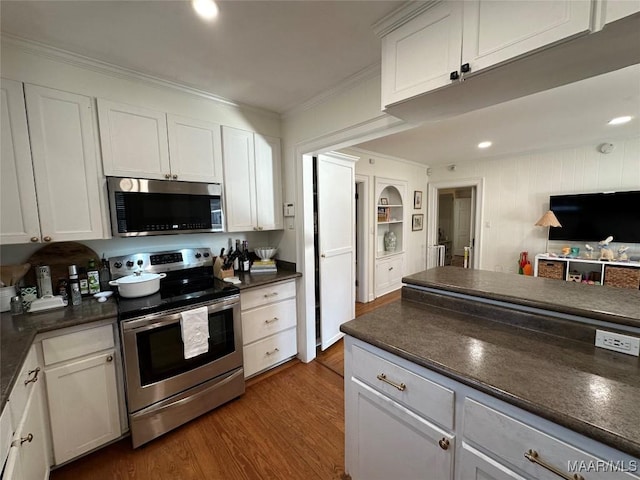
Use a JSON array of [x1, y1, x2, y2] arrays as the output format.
[[294, 115, 407, 363], [427, 178, 484, 270], [355, 174, 370, 303]]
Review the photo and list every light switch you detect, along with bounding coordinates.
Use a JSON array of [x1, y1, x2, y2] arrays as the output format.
[[284, 203, 295, 217]]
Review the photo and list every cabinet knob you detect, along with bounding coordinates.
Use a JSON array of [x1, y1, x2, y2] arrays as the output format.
[[165, 173, 171, 179], [106, 355, 113, 362], [449, 70, 459, 81], [460, 63, 470, 73], [321, 254, 326, 258], [172, 174, 178, 180], [389, 267, 393, 271], [30, 237, 39, 243], [12, 433, 33, 446], [43, 236, 52, 242], [438, 438, 450, 450]]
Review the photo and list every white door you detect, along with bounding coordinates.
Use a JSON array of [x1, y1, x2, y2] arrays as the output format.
[[167, 114, 223, 183], [221, 126, 257, 232], [45, 350, 120, 465], [25, 84, 105, 242], [453, 197, 472, 256], [317, 153, 355, 350], [0, 78, 40, 244], [254, 134, 283, 231]]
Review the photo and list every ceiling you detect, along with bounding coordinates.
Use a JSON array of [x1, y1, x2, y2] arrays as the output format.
[[1, 1, 639, 166]]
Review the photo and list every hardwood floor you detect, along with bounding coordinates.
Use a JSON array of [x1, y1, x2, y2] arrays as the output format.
[[50, 290, 400, 480]]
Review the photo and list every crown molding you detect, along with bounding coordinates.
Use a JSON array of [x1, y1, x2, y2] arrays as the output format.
[[281, 63, 382, 120], [372, 1, 439, 38], [1, 33, 281, 120], [347, 146, 428, 168]]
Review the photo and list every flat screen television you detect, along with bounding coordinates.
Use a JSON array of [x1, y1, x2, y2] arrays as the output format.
[[549, 190, 640, 243]]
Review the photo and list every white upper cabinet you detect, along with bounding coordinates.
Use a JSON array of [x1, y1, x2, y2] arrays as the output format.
[[97, 100, 223, 183], [0, 83, 105, 245], [166, 114, 223, 183], [461, 0, 592, 75], [254, 134, 283, 231], [97, 99, 170, 179], [600, 0, 640, 26], [381, 0, 594, 109], [222, 126, 283, 232], [25, 85, 105, 243], [0, 78, 40, 244], [381, 1, 463, 107]]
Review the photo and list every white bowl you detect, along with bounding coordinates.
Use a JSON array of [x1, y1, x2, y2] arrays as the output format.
[[254, 247, 277, 260]]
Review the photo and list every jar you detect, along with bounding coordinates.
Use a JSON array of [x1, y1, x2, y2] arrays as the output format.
[[384, 231, 397, 252], [10, 295, 23, 315]]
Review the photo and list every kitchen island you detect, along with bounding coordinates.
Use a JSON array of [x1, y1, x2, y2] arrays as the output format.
[[341, 267, 640, 480]]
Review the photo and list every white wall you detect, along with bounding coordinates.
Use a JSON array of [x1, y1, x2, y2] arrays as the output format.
[[346, 147, 428, 299], [427, 136, 640, 273]]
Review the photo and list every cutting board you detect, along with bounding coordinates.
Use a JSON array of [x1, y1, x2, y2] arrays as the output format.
[[24, 242, 101, 287]]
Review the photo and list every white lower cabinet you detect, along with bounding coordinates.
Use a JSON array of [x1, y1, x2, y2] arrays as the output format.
[[41, 322, 122, 465], [375, 254, 404, 298], [3, 345, 49, 480], [241, 280, 297, 378], [345, 337, 640, 480]]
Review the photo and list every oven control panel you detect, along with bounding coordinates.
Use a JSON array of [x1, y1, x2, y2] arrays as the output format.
[[110, 248, 213, 278]]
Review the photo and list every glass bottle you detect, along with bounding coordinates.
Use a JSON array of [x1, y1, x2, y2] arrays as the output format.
[[79, 267, 90, 296], [242, 241, 251, 272], [87, 259, 100, 294], [99, 256, 111, 292]]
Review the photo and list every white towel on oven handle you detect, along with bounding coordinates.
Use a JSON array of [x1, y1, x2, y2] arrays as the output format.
[[180, 306, 210, 359]]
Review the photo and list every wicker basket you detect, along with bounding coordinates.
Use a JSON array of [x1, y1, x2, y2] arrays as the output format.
[[537, 261, 565, 280], [604, 266, 640, 289]]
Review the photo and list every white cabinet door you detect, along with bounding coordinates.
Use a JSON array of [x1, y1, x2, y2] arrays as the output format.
[[25, 84, 105, 242], [16, 384, 49, 480], [45, 349, 120, 465], [457, 442, 526, 480], [318, 153, 355, 350], [166, 114, 223, 183], [221, 126, 257, 232], [348, 378, 455, 480], [97, 99, 170, 179], [461, 0, 592, 74], [254, 134, 283, 230], [0, 78, 40, 245], [381, 1, 463, 107], [602, 0, 640, 25], [375, 254, 404, 298]]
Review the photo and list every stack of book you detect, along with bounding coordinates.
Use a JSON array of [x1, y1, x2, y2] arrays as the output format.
[[250, 259, 277, 274]]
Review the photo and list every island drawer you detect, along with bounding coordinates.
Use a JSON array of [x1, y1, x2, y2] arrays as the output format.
[[463, 399, 639, 480], [351, 345, 454, 430]]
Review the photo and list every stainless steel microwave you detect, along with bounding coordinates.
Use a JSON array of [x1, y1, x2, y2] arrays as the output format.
[[107, 177, 224, 237]]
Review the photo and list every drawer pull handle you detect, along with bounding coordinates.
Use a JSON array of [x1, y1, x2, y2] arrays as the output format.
[[24, 367, 40, 385], [106, 355, 113, 362], [524, 450, 584, 480], [12, 433, 33, 447], [376, 373, 406, 391], [263, 292, 279, 298], [265, 317, 279, 324], [438, 438, 450, 450], [266, 347, 280, 356]]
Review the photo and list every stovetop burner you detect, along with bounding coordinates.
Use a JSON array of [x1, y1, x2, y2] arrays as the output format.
[[109, 248, 239, 320]]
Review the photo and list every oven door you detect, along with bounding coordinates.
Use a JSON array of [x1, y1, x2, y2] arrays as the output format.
[[121, 296, 242, 413]]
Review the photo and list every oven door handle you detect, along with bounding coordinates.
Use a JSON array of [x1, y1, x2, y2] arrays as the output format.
[[121, 297, 238, 332]]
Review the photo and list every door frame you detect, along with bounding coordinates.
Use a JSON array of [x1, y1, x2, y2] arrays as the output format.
[[427, 178, 484, 270], [355, 174, 370, 303]]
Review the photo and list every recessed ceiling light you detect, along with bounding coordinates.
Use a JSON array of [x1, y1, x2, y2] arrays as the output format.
[[478, 141, 492, 149], [192, 0, 219, 20], [608, 116, 632, 125]]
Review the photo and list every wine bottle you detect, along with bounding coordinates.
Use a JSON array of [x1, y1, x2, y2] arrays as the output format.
[[233, 239, 241, 272], [242, 241, 251, 272], [99, 256, 111, 292]]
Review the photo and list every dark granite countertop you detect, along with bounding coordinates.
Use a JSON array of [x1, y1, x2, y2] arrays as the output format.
[[403, 266, 640, 328], [1, 299, 118, 413], [235, 270, 301, 290], [341, 270, 640, 458]]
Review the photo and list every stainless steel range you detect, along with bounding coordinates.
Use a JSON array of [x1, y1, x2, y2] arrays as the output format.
[[111, 248, 244, 448]]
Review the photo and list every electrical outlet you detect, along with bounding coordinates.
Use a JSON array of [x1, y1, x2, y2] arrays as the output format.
[[595, 330, 640, 356]]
